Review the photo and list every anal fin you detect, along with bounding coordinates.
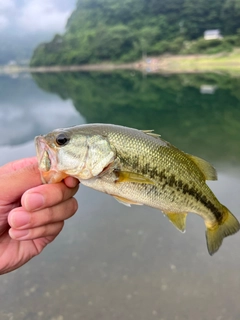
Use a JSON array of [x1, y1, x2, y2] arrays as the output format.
[[163, 211, 188, 233], [113, 195, 143, 207]]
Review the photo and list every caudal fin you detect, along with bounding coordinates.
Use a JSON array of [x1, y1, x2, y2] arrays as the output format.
[[206, 205, 240, 255]]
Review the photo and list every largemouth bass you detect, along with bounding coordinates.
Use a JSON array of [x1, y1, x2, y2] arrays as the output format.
[[35, 123, 240, 255]]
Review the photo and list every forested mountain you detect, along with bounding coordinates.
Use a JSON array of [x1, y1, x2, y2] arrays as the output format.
[[31, 0, 240, 66]]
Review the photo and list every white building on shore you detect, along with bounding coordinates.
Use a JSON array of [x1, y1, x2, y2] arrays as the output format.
[[204, 30, 223, 40]]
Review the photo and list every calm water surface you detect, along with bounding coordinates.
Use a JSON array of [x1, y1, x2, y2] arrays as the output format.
[[0, 71, 240, 320]]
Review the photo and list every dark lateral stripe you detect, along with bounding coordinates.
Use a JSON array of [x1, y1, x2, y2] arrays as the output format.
[[119, 156, 223, 222], [159, 172, 223, 222]]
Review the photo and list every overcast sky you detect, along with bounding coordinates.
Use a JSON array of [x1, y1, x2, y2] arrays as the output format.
[[0, 0, 76, 35]]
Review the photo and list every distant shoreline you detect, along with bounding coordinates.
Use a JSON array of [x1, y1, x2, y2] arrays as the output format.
[[1, 50, 240, 75]]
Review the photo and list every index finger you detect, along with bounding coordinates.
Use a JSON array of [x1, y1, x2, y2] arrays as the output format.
[[0, 157, 37, 175], [0, 161, 42, 204]]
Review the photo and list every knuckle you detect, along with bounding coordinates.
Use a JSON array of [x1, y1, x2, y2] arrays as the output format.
[[54, 183, 66, 203], [67, 198, 78, 217], [72, 198, 78, 213], [46, 221, 64, 237], [71, 185, 80, 196], [44, 206, 55, 223], [31, 221, 64, 239], [57, 183, 73, 202]]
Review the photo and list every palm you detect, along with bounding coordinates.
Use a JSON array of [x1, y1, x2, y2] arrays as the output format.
[[0, 231, 36, 273], [0, 219, 54, 274]]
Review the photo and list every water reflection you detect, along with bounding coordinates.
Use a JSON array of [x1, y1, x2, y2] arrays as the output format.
[[33, 71, 240, 165], [0, 72, 240, 320], [0, 74, 85, 146]]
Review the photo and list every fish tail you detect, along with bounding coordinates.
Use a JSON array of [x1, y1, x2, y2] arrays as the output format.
[[205, 205, 240, 255]]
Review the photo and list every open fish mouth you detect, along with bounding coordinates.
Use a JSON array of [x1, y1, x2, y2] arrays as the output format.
[[35, 136, 52, 171], [35, 136, 69, 184], [35, 136, 59, 183]]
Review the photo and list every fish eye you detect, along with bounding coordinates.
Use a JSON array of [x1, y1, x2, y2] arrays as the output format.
[[56, 133, 70, 146]]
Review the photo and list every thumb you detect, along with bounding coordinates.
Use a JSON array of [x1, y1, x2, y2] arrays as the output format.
[[0, 159, 42, 204]]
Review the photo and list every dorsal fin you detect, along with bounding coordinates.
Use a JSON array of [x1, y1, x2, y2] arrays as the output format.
[[187, 154, 217, 181], [142, 130, 161, 139]]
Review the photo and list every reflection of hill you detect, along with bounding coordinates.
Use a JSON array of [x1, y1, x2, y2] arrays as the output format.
[[32, 71, 240, 164]]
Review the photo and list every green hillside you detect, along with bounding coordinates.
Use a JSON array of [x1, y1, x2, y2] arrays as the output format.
[[31, 0, 240, 66]]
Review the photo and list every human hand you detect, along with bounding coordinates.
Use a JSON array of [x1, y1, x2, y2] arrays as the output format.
[[0, 157, 79, 275]]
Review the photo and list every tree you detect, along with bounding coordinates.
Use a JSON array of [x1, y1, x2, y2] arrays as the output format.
[[221, 0, 240, 34], [30, 0, 240, 66]]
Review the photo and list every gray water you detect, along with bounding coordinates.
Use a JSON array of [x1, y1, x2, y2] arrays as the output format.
[[0, 72, 240, 320]]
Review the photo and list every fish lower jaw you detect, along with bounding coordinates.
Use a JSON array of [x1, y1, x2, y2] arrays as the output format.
[[40, 170, 68, 184]]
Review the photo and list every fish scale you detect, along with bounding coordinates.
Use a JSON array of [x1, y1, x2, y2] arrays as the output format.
[[106, 128, 215, 214], [35, 123, 240, 255]]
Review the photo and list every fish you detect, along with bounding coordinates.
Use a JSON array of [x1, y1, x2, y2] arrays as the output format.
[[35, 123, 240, 255]]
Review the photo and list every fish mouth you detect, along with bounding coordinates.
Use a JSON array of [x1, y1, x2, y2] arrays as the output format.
[[35, 136, 52, 169], [35, 136, 57, 183], [35, 137, 50, 169], [35, 136, 69, 184]]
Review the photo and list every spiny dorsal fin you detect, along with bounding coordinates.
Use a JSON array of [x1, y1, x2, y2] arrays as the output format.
[[187, 154, 217, 181], [142, 130, 161, 139], [163, 211, 188, 233]]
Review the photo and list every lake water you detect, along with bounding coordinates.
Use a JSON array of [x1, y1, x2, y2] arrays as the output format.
[[0, 71, 240, 320]]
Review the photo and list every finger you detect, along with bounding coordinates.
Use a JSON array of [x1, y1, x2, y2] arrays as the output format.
[[9, 221, 64, 240], [0, 162, 42, 203], [0, 157, 37, 175], [9, 197, 78, 229], [21, 182, 79, 212], [64, 176, 80, 188]]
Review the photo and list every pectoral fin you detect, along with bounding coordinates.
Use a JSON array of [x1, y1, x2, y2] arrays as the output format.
[[163, 211, 188, 233], [113, 195, 143, 207], [116, 171, 154, 185]]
